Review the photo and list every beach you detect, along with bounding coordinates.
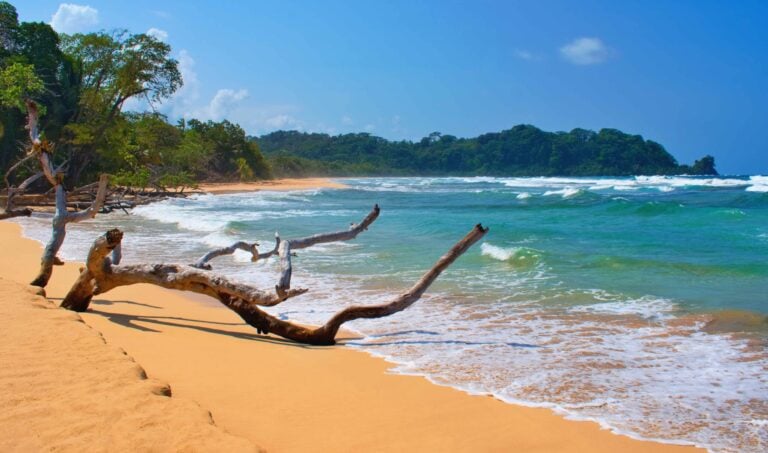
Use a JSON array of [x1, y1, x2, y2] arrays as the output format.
[[197, 178, 348, 194], [0, 178, 708, 452]]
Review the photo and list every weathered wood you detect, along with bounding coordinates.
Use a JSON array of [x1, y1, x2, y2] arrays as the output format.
[[24, 99, 110, 288], [4, 160, 67, 212], [276, 204, 380, 291], [60, 219, 487, 345], [4, 153, 35, 188], [0, 207, 31, 220], [61, 229, 308, 312], [191, 241, 260, 270], [192, 205, 380, 295]]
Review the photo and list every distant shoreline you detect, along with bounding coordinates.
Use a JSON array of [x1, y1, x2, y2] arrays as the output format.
[[197, 177, 348, 194]]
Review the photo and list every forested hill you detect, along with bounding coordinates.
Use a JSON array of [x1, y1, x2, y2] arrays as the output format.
[[256, 126, 717, 177]]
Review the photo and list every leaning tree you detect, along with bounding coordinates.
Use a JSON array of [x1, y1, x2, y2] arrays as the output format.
[[24, 100, 108, 287], [61, 205, 488, 345], [0, 62, 109, 286]]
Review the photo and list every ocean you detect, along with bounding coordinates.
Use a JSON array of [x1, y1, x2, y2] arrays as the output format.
[[14, 176, 768, 452]]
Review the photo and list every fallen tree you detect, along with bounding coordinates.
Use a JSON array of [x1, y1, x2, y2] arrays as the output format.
[[61, 207, 487, 345]]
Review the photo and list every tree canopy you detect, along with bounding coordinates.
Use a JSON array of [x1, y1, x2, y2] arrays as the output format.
[[256, 126, 718, 177]]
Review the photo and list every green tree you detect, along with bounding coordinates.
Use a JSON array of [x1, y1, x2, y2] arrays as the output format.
[[60, 30, 181, 183], [0, 61, 43, 110], [0, 1, 18, 57]]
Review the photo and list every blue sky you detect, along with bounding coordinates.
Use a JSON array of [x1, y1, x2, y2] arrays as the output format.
[[15, 1, 768, 174]]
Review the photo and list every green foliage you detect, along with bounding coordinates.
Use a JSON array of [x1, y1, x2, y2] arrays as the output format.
[[58, 29, 181, 183], [0, 62, 44, 110], [186, 119, 271, 180], [112, 168, 150, 190], [0, 1, 18, 56], [235, 157, 254, 181], [691, 155, 717, 175], [157, 171, 196, 191], [257, 126, 717, 177]]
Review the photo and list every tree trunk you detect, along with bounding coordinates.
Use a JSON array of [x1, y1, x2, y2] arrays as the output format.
[[61, 212, 487, 345], [23, 100, 109, 288]]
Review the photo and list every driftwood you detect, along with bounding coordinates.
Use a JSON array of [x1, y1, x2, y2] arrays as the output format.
[[191, 204, 381, 298], [191, 241, 260, 270], [0, 207, 31, 220], [21, 100, 109, 287], [61, 209, 487, 345]]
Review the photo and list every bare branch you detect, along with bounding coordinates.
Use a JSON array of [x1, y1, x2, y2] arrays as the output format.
[[289, 204, 380, 250], [192, 205, 380, 296], [66, 174, 109, 223], [5, 160, 66, 212], [277, 204, 380, 291], [4, 153, 35, 188], [191, 241, 260, 270]]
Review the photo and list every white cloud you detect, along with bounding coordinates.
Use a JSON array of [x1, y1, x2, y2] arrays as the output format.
[[560, 37, 609, 65], [513, 49, 535, 61], [193, 89, 249, 121], [146, 27, 169, 42], [50, 3, 99, 33], [265, 114, 299, 129], [364, 124, 375, 132], [341, 115, 353, 126], [161, 49, 199, 116], [156, 50, 248, 122]]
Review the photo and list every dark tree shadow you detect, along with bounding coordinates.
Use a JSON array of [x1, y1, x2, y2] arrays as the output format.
[[85, 307, 314, 348]]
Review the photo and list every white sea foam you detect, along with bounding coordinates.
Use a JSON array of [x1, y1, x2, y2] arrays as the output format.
[[482, 175, 764, 194], [516, 192, 532, 199], [133, 201, 227, 232], [481, 243, 517, 261], [746, 184, 768, 192], [343, 175, 767, 196], [543, 188, 582, 198], [569, 295, 677, 320]]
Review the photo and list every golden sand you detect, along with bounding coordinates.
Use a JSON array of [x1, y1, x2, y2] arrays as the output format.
[[0, 217, 700, 452], [197, 177, 348, 194]]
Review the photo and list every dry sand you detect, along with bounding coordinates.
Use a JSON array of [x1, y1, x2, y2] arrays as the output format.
[[198, 178, 348, 194], [0, 217, 701, 452]]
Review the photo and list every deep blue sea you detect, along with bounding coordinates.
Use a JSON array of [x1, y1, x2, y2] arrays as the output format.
[[15, 176, 768, 452]]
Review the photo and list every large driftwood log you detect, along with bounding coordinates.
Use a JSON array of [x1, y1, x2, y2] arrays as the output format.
[[23, 100, 109, 287], [61, 221, 487, 345]]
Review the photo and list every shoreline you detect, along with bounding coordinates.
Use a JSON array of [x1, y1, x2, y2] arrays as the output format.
[[0, 221, 701, 451], [197, 177, 348, 194]]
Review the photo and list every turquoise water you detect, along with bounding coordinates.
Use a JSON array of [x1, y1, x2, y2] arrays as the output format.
[[16, 176, 768, 452]]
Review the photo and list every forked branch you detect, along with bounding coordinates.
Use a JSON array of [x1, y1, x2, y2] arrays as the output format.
[[191, 205, 381, 297], [61, 221, 487, 345]]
